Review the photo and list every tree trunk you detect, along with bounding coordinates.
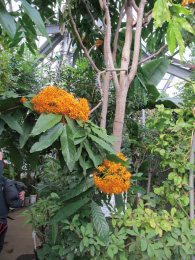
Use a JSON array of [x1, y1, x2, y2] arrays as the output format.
[[100, 72, 111, 129], [113, 79, 129, 151]]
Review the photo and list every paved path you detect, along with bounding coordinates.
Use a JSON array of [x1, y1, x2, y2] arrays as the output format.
[[1, 207, 39, 260]]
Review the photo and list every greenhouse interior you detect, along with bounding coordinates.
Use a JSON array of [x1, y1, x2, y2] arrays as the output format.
[[1, 0, 195, 259]]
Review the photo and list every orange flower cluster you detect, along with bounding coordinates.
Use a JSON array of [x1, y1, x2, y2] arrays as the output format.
[[31, 86, 90, 122], [95, 39, 103, 49], [20, 97, 27, 103], [182, 0, 195, 5], [93, 153, 131, 195]]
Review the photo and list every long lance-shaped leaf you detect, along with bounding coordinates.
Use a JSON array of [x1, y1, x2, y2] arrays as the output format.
[[20, 114, 35, 148], [91, 201, 109, 246], [89, 134, 116, 154], [31, 113, 62, 136], [30, 123, 63, 153], [106, 154, 130, 168], [1, 114, 23, 134], [63, 178, 94, 202], [60, 125, 76, 171], [51, 198, 89, 224], [84, 142, 98, 168], [0, 2, 16, 38], [20, 0, 52, 46]]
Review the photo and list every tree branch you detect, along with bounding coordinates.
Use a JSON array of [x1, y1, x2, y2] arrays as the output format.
[[138, 44, 168, 66], [131, 0, 139, 12], [81, 0, 105, 35], [120, 0, 133, 87], [103, 0, 120, 91], [67, 0, 100, 73], [112, 4, 125, 63], [128, 0, 147, 83], [89, 100, 103, 115]]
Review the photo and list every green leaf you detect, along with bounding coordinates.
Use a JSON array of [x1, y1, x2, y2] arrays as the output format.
[[0, 119, 5, 135], [131, 184, 146, 194], [65, 115, 78, 134], [84, 142, 98, 168], [141, 239, 148, 251], [91, 201, 109, 246], [173, 14, 194, 34], [89, 134, 116, 154], [21, 0, 52, 45], [63, 178, 94, 201], [60, 125, 76, 171], [172, 4, 193, 15], [142, 58, 170, 87], [23, 101, 34, 110], [52, 223, 58, 244], [115, 194, 124, 211], [19, 114, 35, 148], [106, 154, 129, 168], [173, 20, 185, 60], [31, 113, 62, 136], [1, 114, 23, 134], [79, 156, 86, 176], [74, 129, 86, 139], [0, 2, 16, 38], [51, 198, 89, 223], [147, 230, 156, 239], [30, 123, 63, 152], [167, 21, 176, 55], [152, 0, 170, 28], [91, 126, 115, 145], [165, 247, 171, 258]]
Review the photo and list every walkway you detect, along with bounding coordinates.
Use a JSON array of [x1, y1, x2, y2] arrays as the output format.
[[1, 207, 39, 260]]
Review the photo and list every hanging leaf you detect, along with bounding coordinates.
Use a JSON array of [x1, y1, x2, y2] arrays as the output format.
[[106, 154, 129, 168], [74, 129, 86, 139], [9, 145, 23, 169], [142, 58, 170, 87], [52, 223, 58, 245], [31, 113, 62, 136], [65, 115, 78, 134], [20, 114, 35, 148], [1, 114, 23, 134], [79, 156, 86, 176], [60, 125, 76, 171], [89, 134, 116, 154], [21, 0, 52, 46], [115, 194, 124, 211], [166, 21, 175, 56], [0, 119, 5, 135], [91, 201, 109, 246], [28, 152, 39, 171], [23, 101, 34, 111], [152, 0, 170, 28], [30, 123, 63, 153], [0, 2, 16, 38], [84, 142, 98, 168], [75, 144, 83, 161], [51, 198, 89, 224], [63, 178, 94, 202]]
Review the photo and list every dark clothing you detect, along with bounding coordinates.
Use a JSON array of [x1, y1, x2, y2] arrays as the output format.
[[0, 219, 7, 253], [3, 178, 24, 208], [0, 160, 24, 253]]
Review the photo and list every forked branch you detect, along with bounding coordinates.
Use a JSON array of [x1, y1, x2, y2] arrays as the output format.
[[81, 0, 105, 35], [67, 0, 100, 73]]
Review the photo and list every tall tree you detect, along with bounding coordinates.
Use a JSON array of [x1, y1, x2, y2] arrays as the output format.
[[65, 0, 195, 151]]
